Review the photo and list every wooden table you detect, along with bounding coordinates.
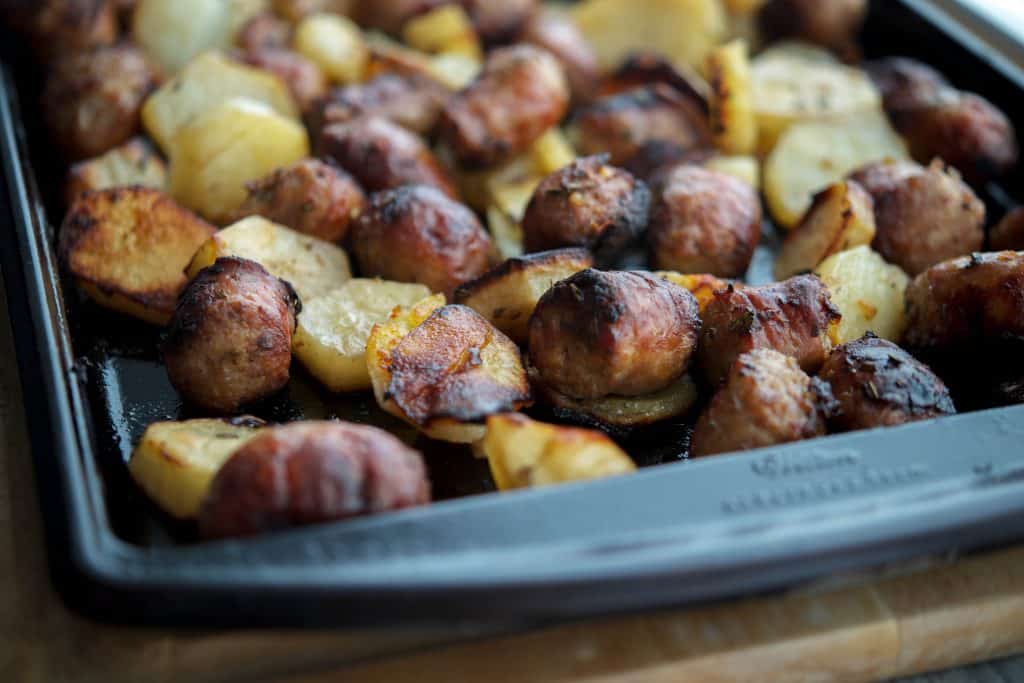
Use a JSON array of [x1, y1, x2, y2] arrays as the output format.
[[3, 275, 1024, 683]]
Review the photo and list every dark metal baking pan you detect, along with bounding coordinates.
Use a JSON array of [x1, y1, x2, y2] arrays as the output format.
[[4, 0, 1024, 628]]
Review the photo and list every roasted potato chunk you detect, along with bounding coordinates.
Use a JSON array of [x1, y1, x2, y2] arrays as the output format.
[[294, 12, 368, 84], [129, 416, 267, 520], [483, 413, 635, 491], [58, 187, 216, 325], [522, 7, 600, 104], [402, 4, 482, 60], [453, 248, 594, 344], [705, 39, 757, 155], [703, 154, 760, 189], [774, 180, 876, 280], [990, 208, 1024, 252], [241, 47, 329, 115], [65, 138, 167, 205], [186, 215, 351, 302], [293, 279, 431, 392], [698, 274, 840, 386], [814, 245, 910, 344], [165, 257, 300, 413], [199, 421, 429, 539], [529, 269, 701, 399], [690, 349, 833, 457], [654, 271, 732, 312], [758, 0, 866, 53], [366, 298, 533, 443]]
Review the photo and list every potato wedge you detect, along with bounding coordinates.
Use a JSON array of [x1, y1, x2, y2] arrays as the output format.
[[653, 271, 732, 312], [706, 39, 757, 155], [128, 416, 266, 519], [453, 248, 594, 344], [483, 413, 635, 490], [814, 245, 910, 344], [529, 127, 577, 176], [703, 154, 760, 189], [774, 180, 876, 279], [293, 279, 432, 392], [402, 5, 482, 61], [486, 205, 525, 260], [58, 187, 216, 325], [723, 0, 768, 15], [366, 298, 533, 443], [428, 53, 482, 90], [66, 138, 167, 205], [142, 51, 298, 153], [764, 110, 907, 229], [186, 216, 350, 302], [168, 98, 310, 224], [294, 13, 368, 84]]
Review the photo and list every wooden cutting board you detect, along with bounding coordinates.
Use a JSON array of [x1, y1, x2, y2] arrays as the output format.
[[3, 280, 1024, 683]]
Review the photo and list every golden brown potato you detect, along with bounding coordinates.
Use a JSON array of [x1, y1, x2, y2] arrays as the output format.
[[402, 3, 482, 60], [758, 0, 866, 53], [42, 44, 158, 160], [990, 208, 1024, 252], [199, 421, 429, 539], [705, 39, 757, 155], [351, 185, 493, 298], [453, 248, 594, 344], [65, 138, 167, 206], [648, 164, 761, 278], [241, 47, 329, 114], [698, 274, 840, 386], [58, 187, 216, 325], [654, 271, 732, 313], [293, 12, 368, 84], [849, 159, 985, 276], [521, 7, 600, 103], [438, 44, 570, 168], [521, 155, 650, 265], [230, 159, 365, 243], [814, 245, 910, 344], [164, 257, 300, 413], [690, 348, 832, 457], [528, 269, 701, 399], [819, 333, 955, 433]]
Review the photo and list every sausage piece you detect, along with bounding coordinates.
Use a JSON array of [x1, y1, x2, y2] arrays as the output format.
[[351, 185, 493, 297], [849, 159, 984, 276], [319, 116, 458, 198], [461, 0, 536, 45], [648, 164, 762, 278], [865, 57, 950, 121], [521, 155, 650, 264], [241, 48, 327, 115], [236, 11, 292, 52], [690, 349, 833, 458], [759, 0, 867, 53], [231, 159, 366, 243], [199, 421, 429, 539], [528, 269, 701, 399], [521, 7, 599, 103], [19, 0, 118, 62], [438, 44, 569, 168], [698, 275, 840, 386], [164, 257, 300, 414], [990, 208, 1024, 252], [598, 52, 709, 112], [355, 0, 446, 35]]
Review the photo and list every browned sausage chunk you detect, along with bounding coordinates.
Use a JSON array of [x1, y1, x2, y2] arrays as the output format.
[[199, 421, 429, 539], [528, 269, 701, 399], [521, 155, 650, 264], [648, 164, 762, 278], [355, 0, 446, 34], [351, 185, 493, 297], [41, 44, 158, 160], [241, 48, 327, 115], [231, 159, 366, 243], [598, 52, 709, 111], [818, 333, 955, 432], [19, 0, 118, 62], [698, 275, 840, 386], [849, 159, 984, 276], [691, 349, 832, 458], [461, 0, 536, 45], [521, 7, 599, 103], [865, 57, 950, 121], [438, 44, 569, 168], [319, 116, 458, 198], [163, 257, 300, 414], [990, 208, 1024, 252], [759, 0, 867, 53], [236, 11, 292, 52]]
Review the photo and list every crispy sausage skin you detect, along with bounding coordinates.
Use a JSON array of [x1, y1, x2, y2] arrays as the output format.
[[865, 57, 950, 120], [521, 155, 650, 264], [351, 185, 493, 297], [691, 349, 832, 457], [163, 257, 300, 414], [528, 269, 701, 399], [818, 333, 955, 432], [759, 0, 867, 53], [461, 0, 537, 45], [241, 48, 327, 115], [231, 159, 366, 243], [990, 208, 1024, 252], [438, 44, 570, 168], [849, 159, 984, 276], [15, 0, 118, 62], [599, 53, 709, 110], [236, 11, 292, 52], [355, 0, 445, 34], [199, 421, 429, 539], [648, 164, 762, 278], [41, 43, 158, 160], [521, 7, 599, 103], [698, 275, 841, 387], [319, 116, 458, 198]]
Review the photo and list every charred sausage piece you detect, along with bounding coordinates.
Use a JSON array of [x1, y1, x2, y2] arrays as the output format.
[[569, 85, 713, 178], [19, 0, 118, 62], [355, 0, 446, 35], [351, 185, 493, 297], [818, 333, 955, 432], [598, 52, 709, 113], [521, 7, 600, 104], [648, 164, 762, 278], [164, 257, 300, 414], [41, 43, 158, 160], [236, 11, 292, 52], [759, 0, 867, 53], [521, 155, 650, 265], [690, 349, 833, 458], [528, 269, 701, 399], [460, 0, 536, 45], [698, 275, 841, 386], [241, 48, 327, 115], [990, 208, 1024, 252], [199, 421, 429, 539], [232, 159, 366, 243], [864, 57, 950, 122], [438, 44, 570, 168], [319, 116, 458, 198], [849, 159, 984, 276]]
